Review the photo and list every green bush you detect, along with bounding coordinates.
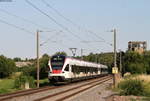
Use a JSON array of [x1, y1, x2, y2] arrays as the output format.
[[0, 55, 16, 78], [14, 74, 36, 89], [118, 79, 145, 96], [18, 66, 36, 79], [0, 88, 10, 94]]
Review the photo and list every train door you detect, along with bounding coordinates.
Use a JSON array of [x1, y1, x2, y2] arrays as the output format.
[[64, 64, 72, 79]]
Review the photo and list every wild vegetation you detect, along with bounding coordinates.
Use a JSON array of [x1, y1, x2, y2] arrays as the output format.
[[117, 75, 150, 97], [0, 50, 150, 94], [0, 55, 16, 78], [80, 51, 150, 75]]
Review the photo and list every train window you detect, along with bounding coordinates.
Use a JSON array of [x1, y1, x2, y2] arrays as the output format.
[[89, 67, 92, 73], [79, 66, 84, 72], [76, 66, 80, 74], [72, 65, 75, 73], [51, 55, 65, 70], [72, 65, 78, 73], [65, 64, 69, 71]]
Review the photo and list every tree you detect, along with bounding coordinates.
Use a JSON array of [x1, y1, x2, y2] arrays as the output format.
[[13, 57, 22, 62], [39, 54, 50, 79], [127, 63, 146, 74], [0, 55, 16, 78], [82, 52, 114, 73], [18, 54, 50, 79], [54, 51, 67, 56], [123, 51, 147, 74], [143, 51, 150, 74], [18, 66, 35, 77]]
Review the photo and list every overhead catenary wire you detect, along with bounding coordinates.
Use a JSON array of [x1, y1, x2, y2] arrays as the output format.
[[40, 1, 111, 55], [41, 0, 112, 46], [0, 8, 51, 30], [0, 12, 72, 55], [25, 0, 112, 55], [41, 0, 80, 30], [0, 17, 62, 43], [40, 30, 63, 46], [0, 17, 52, 40], [0, 17, 71, 55], [25, 0, 90, 47], [0, 18, 34, 35], [0, 8, 65, 40]]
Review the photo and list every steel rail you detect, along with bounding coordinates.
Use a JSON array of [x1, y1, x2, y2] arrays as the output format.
[[0, 86, 50, 97], [0, 75, 111, 101], [0, 86, 57, 101], [34, 75, 112, 101], [56, 77, 112, 101]]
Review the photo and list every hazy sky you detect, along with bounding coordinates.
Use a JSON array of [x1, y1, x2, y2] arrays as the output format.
[[0, 0, 150, 59]]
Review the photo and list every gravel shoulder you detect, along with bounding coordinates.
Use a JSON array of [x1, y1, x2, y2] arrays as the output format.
[[66, 79, 116, 101]]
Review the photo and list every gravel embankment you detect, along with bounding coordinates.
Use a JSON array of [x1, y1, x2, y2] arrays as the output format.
[[66, 79, 116, 101]]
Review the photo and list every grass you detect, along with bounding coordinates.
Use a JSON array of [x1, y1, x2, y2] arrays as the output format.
[[0, 79, 15, 89], [0, 78, 50, 94], [39, 78, 51, 87], [0, 79, 17, 94], [137, 75, 150, 83], [0, 75, 51, 94], [117, 74, 150, 97]]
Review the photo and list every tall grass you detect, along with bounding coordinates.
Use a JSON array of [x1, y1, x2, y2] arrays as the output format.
[[118, 75, 150, 97], [0, 79, 15, 94], [137, 75, 150, 83], [118, 79, 145, 96]]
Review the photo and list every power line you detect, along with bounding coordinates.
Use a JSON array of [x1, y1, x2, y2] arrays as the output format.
[[0, 8, 50, 30], [0, 8, 66, 43], [26, 0, 113, 56], [0, 18, 34, 35], [41, 0, 112, 46], [41, 0, 80, 30], [40, 30, 63, 46], [0, 17, 71, 54], [0, 17, 60, 43], [25, 0, 89, 45]]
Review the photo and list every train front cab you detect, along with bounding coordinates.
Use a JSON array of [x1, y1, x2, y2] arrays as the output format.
[[48, 63, 72, 83]]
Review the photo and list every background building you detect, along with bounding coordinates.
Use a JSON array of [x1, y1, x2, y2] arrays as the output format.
[[128, 41, 147, 54]]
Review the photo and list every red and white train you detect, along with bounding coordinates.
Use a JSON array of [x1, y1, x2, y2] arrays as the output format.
[[48, 55, 108, 83]]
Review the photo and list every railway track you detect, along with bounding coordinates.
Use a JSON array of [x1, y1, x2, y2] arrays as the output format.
[[0, 75, 112, 101], [0, 86, 57, 101], [35, 75, 112, 101]]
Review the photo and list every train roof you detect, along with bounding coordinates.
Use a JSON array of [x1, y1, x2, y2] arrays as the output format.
[[66, 57, 107, 68], [51, 55, 108, 69]]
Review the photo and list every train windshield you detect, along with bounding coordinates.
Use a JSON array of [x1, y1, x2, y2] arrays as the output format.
[[51, 55, 65, 70]]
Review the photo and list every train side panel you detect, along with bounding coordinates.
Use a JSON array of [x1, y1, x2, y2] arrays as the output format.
[[48, 55, 108, 83]]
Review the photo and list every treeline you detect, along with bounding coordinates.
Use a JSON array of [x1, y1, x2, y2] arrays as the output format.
[[123, 51, 150, 74], [0, 51, 150, 79], [0, 55, 16, 78], [0, 52, 67, 79], [80, 51, 150, 75]]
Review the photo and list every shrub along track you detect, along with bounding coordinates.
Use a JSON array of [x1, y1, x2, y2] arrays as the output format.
[[0, 75, 112, 101]]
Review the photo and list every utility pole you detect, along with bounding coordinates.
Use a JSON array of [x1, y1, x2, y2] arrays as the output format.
[[111, 28, 118, 87], [119, 49, 122, 75], [114, 29, 117, 67], [36, 30, 56, 88], [36, 30, 40, 88]]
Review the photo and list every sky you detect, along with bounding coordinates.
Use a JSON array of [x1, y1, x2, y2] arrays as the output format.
[[0, 0, 150, 59]]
